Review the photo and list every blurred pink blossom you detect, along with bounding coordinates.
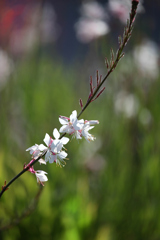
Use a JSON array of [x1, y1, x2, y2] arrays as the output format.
[[108, 0, 144, 24], [75, 1, 109, 43]]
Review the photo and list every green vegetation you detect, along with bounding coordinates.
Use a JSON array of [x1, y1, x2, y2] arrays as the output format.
[[0, 50, 160, 240]]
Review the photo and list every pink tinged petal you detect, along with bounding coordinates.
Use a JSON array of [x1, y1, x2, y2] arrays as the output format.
[[26, 144, 41, 158], [53, 128, 60, 139], [59, 117, 69, 125], [75, 131, 82, 139], [67, 128, 74, 134], [58, 151, 67, 159], [50, 142, 56, 151], [70, 110, 77, 123], [50, 154, 56, 163], [43, 133, 50, 146], [46, 152, 56, 163], [61, 137, 69, 145]]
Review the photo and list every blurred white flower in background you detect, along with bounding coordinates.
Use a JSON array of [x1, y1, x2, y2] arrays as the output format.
[[40, 3, 60, 44], [114, 91, 139, 118], [75, 1, 110, 43], [80, 1, 106, 19], [133, 39, 159, 79], [108, 0, 144, 24], [0, 49, 13, 90], [79, 137, 106, 172]]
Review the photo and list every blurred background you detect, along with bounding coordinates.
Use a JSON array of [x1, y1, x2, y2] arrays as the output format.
[[0, 0, 160, 239]]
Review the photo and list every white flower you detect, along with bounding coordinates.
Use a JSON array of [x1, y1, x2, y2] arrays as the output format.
[[59, 110, 84, 138], [51, 141, 68, 167], [35, 170, 48, 184], [81, 120, 99, 142], [26, 144, 47, 158], [45, 139, 68, 166], [43, 128, 69, 166]]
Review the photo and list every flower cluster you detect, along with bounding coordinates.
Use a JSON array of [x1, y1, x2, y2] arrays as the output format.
[[26, 110, 99, 185]]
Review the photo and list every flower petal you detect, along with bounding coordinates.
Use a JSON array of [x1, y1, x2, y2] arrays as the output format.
[[56, 142, 63, 152], [58, 151, 68, 159], [59, 117, 69, 125], [45, 150, 51, 162], [61, 137, 69, 145], [38, 144, 47, 151], [43, 133, 50, 146], [70, 110, 77, 123], [50, 154, 56, 163], [59, 125, 69, 133], [53, 128, 60, 139]]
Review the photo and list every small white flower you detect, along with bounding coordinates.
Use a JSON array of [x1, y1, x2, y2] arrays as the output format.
[[35, 170, 48, 184], [52, 149, 68, 167], [43, 128, 69, 166], [81, 122, 96, 142], [59, 110, 84, 138], [26, 144, 47, 158], [45, 140, 67, 165]]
